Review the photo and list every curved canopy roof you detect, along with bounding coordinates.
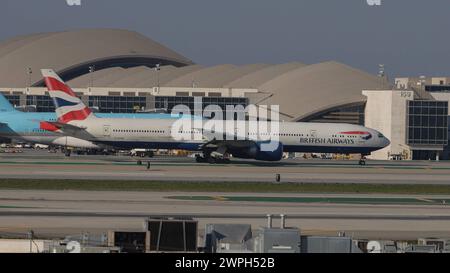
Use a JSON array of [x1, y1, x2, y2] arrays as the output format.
[[163, 64, 237, 87], [256, 61, 383, 121], [0, 29, 193, 87], [225, 62, 306, 88]]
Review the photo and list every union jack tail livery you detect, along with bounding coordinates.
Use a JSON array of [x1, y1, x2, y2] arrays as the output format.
[[41, 69, 95, 124]]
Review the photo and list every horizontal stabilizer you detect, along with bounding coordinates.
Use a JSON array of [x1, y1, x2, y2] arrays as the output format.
[[40, 121, 90, 140]]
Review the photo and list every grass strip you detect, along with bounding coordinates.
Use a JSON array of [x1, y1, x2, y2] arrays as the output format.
[[0, 179, 450, 195]]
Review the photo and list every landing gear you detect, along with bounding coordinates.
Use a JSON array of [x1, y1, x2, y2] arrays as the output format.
[[359, 155, 367, 166], [195, 153, 230, 164], [61, 147, 72, 157], [207, 157, 216, 164], [209, 157, 230, 164], [195, 154, 205, 163]]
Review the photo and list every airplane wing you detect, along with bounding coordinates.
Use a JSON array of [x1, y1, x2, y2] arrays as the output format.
[[196, 123, 282, 156], [197, 126, 257, 151], [201, 138, 255, 149]]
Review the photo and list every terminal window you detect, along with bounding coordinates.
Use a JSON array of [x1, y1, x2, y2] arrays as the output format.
[[4, 95, 21, 108], [425, 85, 450, 92], [300, 103, 366, 125], [26, 95, 55, 112], [88, 96, 147, 113], [407, 100, 448, 145], [155, 96, 248, 116]]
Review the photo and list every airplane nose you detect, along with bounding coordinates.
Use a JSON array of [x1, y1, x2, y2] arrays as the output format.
[[383, 137, 391, 147]]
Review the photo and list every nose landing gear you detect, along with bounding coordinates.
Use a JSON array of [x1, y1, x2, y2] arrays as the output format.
[[359, 155, 367, 166]]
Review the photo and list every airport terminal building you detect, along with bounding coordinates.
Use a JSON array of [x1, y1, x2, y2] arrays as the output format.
[[0, 29, 449, 160]]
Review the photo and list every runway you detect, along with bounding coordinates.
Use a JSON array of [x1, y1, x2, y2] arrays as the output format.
[[1, 150, 450, 184], [1, 151, 450, 241], [1, 190, 450, 240]]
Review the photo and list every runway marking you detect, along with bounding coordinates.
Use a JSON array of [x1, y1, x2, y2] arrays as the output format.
[[416, 198, 435, 203], [212, 196, 228, 201]]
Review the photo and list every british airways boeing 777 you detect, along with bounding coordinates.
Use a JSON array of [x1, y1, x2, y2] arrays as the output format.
[[40, 69, 390, 164]]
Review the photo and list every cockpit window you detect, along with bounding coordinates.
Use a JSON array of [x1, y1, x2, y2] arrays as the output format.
[[378, 133, 384, 138], [362, 133, 372, 140]]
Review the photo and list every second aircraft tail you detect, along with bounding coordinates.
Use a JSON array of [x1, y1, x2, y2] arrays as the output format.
[[0, 93, 17, 113]]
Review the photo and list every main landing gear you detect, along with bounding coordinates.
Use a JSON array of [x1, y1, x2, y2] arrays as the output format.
[[359, 155, 367, 166], [61, 147, 71, 157], [195, 152, 230, 164]]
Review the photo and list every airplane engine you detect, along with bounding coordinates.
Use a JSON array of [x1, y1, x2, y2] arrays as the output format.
[[51, 137, 100, 149], [232, 141, 284, 161]]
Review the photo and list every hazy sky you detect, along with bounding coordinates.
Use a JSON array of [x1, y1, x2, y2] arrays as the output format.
[[1, 0, 450, 77]]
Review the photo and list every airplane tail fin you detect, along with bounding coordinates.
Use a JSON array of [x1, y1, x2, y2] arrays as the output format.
[[41, 69, 95, 123], [0, 93, 17, 113]]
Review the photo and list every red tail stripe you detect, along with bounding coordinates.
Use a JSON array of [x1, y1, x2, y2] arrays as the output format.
[[340, 131, 371, 135], [44, 77, 76, 96], [59, 108, 91, 123]]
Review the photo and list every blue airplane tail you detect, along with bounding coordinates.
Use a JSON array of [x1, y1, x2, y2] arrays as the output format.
[[0, 93, 16, 112]]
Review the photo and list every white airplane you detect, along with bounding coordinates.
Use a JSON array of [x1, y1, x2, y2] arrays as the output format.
[[40, 69, 390, 164]]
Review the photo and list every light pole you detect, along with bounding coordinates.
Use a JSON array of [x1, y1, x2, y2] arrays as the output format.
[[378, 64, 385, 89], [419, 75, 426, 90], [28, 230, 34, 253], [89, 65, 95, 87], [155, 63, 161, 88], [27, 67, 32, 88]]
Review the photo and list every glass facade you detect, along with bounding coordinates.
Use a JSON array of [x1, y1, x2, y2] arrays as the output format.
[[425, 85, 450, 92], [88, 96, 147, 113], [26, 95, 55, 112], [4, 95, 21, 108], [300, 103, 365, 125], [4, 94, 249, 114], [406, 100, 448, 146], [155, 96, 249, 117]]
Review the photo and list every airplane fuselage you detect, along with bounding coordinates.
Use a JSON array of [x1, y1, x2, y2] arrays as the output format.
[[67, 117, 390, 155]]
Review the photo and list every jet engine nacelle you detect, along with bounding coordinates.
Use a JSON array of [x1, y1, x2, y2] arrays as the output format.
[[51, 136, 100, 149], [232, 141, 284, 162]]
